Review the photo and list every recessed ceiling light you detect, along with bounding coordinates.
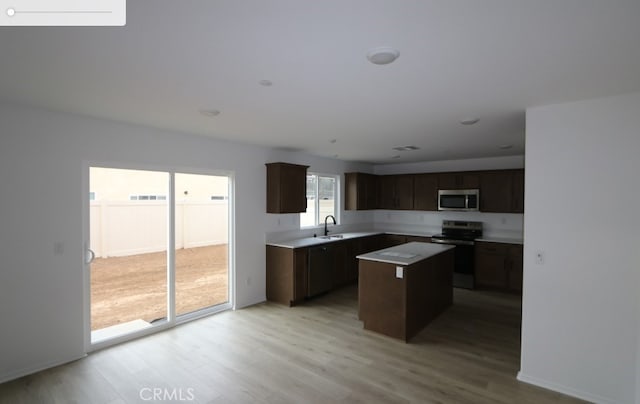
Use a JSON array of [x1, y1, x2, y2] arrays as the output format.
[[259, 80, 273, 86], [367, 47, 400, 65], [499, 144, 513, 150], [392, 145, 420, 151], [460, 118, 480, 125], [199, 109, 221, 117]]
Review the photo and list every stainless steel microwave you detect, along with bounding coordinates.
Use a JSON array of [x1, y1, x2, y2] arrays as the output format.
[[438, 189, 479, 211]]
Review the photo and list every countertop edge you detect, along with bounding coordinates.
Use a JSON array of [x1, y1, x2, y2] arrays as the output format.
[[476, 237, 524, 245]]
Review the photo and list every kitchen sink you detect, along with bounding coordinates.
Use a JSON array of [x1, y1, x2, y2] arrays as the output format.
[[319, 234, 344, 239]]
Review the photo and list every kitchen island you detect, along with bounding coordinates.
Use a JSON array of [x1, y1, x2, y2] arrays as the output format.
[[357, 242, 455, 342]]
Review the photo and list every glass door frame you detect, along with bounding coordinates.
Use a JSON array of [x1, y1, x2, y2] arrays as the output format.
[[82, 161, 235, 353]]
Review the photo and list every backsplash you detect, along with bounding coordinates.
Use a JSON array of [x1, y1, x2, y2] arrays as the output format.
[[373, 210, 524, 239], [265, 209, 523, 244]]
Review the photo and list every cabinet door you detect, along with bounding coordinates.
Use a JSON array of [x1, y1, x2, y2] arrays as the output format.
[[474, 242, 508, 289], [511, 169, 525, 213], [364, 174, 379, 209], [332, 243, 348, 287], [266, 163, 308, 213], [413, 174, 438, 211], [282, 165, 308, 213], [438, 172, 479, 189], [378, 176, 397, 209], [480, 171, 513, 213], [507, 245, 523, 292], [293, 248, 308, 301], [345, 173, 379, 210], [344, 173, 359, 211], [379, 175, 413, 210], [395, 175, 414, 210], [381, 234, 407, 248]]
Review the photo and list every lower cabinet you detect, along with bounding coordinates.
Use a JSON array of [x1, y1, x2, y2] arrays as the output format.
[[266, 235, 384, 305], [474, 241, 523, 293], [266, 245, 309, 306]]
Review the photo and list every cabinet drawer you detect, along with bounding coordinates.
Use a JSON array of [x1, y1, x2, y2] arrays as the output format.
[[475, 242, 508, 255]]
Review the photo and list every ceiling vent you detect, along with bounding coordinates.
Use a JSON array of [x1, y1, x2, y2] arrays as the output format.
[[392, 145, 420, 151]]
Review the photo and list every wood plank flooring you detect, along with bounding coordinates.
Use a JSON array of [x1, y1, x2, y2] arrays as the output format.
[[0, 286, 585, 404]]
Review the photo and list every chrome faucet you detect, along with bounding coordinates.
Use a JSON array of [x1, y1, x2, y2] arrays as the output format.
[[324, 215, 336, 236]]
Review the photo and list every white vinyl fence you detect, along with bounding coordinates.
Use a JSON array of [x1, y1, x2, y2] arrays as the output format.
[[90, 201, 228, 258]]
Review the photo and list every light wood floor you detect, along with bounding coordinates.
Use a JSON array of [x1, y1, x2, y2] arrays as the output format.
[[0, 286, 585, 404]]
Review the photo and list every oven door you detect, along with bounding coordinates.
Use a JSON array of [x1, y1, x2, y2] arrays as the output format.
[[431, 238, 475, 289]]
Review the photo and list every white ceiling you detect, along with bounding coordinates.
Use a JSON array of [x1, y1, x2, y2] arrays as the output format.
[[1, 1, 639, 164]]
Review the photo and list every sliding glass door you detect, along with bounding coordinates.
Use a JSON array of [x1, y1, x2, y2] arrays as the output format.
[[86, 166, 232, 346], [174, 173, 229, 317]]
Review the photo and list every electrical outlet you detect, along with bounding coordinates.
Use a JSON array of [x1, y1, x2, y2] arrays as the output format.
[[535, 250, 545, 265], [395, 266, 404, 279]]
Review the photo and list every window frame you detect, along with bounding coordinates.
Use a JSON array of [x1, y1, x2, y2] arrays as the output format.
[[300, 172, 339, 228]]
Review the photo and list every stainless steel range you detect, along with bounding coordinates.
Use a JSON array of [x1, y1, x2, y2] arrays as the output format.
[[431, 220, 483, 289]]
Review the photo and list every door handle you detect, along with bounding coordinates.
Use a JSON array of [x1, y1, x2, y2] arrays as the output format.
[[85, 248, 96, 265]]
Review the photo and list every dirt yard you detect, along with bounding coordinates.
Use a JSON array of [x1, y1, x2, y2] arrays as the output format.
[[91, 244, 228, 330]]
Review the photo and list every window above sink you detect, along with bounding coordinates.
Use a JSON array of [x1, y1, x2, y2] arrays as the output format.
[[300, 172, 339, 228]]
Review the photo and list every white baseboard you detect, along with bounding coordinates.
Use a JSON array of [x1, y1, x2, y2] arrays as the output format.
[[517, 371, 617, 404], [0, 354, 87, 385]]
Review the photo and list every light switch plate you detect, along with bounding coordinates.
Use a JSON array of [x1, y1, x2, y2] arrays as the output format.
[[395, 266, 404, 279]]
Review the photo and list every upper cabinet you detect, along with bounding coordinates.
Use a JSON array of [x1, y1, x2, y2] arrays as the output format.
[[511, 170, 525, 213], [437, 171, 480, 190], [345, 172, 378, 210], [413, 173, 438, 211], [343, 168, 524, 213], [266, 162, 309, 213], [480, 169, 524, 213], [379, 174, 414, 210]]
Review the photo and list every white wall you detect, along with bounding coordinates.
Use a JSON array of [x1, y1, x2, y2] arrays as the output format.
[[520, 92, 640, 404], [0, 102, 371, 383], [373, 155, 524, 175]]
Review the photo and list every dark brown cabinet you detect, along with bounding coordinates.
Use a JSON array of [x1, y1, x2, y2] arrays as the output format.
[[475, 241, 523, 293], [343, 169, 522, 213], [406, 235, 431, 243], [380, 234, 408, 248], [507, 245, 523, 292], [438, 171, 480, 190], [266, 162, 308, 213], [480, 169, 525, 213], [344, 172, 378, 210], [413, 173, 438, 211], [331, 242, 348, 287], [266, 246, 309, 306], [511, 170, 525, 213], [379, 175, 414, 210], [266, 235, 385, 305]]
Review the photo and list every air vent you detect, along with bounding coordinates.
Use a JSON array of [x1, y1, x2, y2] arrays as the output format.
[[392, 145, 420, 151]]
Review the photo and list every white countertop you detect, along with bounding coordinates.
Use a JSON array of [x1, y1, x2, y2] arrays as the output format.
[[266, 231, 383, 249], [356, 242, 455, 266], [476, 237, 523, 245], [267, 230, 523, 249]]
